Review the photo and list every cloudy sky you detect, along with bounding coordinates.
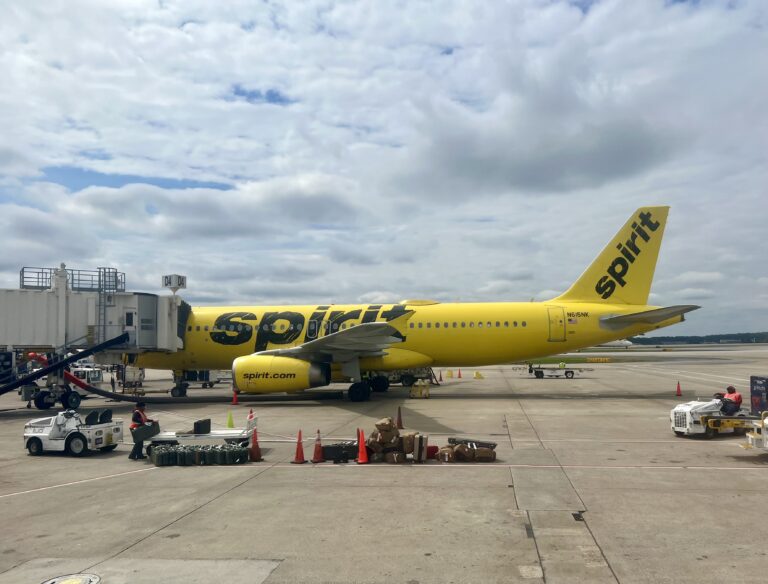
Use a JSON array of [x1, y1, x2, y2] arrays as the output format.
[[1, 0, 766, 336]]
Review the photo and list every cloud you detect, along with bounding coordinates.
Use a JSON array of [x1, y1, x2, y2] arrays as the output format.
[[0, 0, 764, 336]]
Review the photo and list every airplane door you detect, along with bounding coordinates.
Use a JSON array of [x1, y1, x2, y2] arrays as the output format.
[[547, 307, 566, 342], [307, 319, 318, 340]]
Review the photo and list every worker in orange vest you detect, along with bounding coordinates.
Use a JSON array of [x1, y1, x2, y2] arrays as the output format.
[[129, 402, 154, 460], [721, 385, 742, 416]]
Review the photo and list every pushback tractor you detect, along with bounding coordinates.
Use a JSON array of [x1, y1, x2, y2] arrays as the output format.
[[23, 409, 124, 456]]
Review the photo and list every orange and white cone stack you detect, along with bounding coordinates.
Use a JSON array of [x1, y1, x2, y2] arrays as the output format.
[[231, 391, 239, 405], [457, 368, 462, 379], [247, 408, 255, 422], [676, 381, 682, 397], [311, 429, 324, 464], [292, 430, 307, 464]]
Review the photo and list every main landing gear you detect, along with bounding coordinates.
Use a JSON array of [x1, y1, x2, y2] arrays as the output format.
[[347, 375, 390, 402], [348, 381, 371, 402]]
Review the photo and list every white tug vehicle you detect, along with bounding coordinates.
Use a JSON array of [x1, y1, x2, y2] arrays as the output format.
[[23, 409, 124, 456], [670, 393, 753, 438]]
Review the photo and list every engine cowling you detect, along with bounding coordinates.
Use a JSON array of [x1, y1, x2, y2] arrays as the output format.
[[232, 355, 330, 394]]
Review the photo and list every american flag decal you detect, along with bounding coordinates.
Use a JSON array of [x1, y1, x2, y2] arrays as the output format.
[[568, 318, 578, 324]]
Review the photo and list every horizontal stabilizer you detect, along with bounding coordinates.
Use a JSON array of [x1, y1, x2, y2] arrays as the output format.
[[600, 305, 700, 329]]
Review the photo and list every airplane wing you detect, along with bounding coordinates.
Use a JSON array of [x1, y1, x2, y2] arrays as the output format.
[[600, 305, 700, 329], [256, 312, 413, 363]]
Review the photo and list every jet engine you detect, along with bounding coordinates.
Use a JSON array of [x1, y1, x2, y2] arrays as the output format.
[[232, 355, 330, 394]]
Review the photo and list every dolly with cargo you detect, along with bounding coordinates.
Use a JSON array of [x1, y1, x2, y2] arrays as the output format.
[[23, 408, 124, 456], [144, 414, 258, 456]]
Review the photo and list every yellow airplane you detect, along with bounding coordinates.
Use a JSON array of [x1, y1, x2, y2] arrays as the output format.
[[135, 206, 698, 401]]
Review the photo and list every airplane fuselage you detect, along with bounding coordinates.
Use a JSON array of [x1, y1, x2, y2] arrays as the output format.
[[136, 300, 677, 373]]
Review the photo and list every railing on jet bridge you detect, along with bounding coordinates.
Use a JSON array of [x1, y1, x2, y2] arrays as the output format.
[[19, 266, 126, 292]]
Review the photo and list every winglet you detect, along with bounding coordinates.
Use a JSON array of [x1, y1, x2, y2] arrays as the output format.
[[553, 206, 669, 305]]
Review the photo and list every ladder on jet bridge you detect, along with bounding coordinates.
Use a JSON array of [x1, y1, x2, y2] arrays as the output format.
[[0, 332, 130, 399]]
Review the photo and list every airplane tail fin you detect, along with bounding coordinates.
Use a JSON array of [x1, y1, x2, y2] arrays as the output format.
[[552, 206, 669, 305]]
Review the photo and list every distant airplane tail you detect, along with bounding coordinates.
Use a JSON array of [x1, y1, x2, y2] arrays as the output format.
[[553, 206, 669, 305]]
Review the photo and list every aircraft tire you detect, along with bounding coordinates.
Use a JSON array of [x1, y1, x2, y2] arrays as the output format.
[[673, 431, 685, 437], [534, 370, 544, 379], [565, 371, 574, 379], [170, 387, 185, 398], [34, 391, 54, 410], [348, 382, 371, 402], [62, 391, 81, 410], [370, 376, 390, 392], [400, 374, 416, 387], [100, 444, 118, 452]]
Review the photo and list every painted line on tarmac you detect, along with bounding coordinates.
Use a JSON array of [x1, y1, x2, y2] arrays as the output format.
[[0, 467, 157, 499], [618, 364, 750, 385]]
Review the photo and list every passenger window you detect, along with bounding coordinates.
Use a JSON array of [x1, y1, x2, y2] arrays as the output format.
[[263, 324, 269, 331], [280, 324, 285, 331], [204, 326, 209, 331], [522, 321, 527, 327], [297, 323, 303, 332], [461, 322, 465, 328], [444, 322, 449, 328], [487, 322, 492, 328], [435, 323, 440, 328], [427, 323, 431, 328], [196, 326, 200, 331], [410, 323, 414, 329], [187, 326, 192, 332], [513, 321, 518, 327], [453, 322, 457, 328], [469, 322, 474, 328], [418, 323, 423, 328], [478, 322, 483, 328], [504, 321, 509, 327]]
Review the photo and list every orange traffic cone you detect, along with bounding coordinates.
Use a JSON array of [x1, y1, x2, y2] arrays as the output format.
[[247, 408, 255, 422], [676, 381, 682, 397], [356, 428, 369, 464], [438, 370, 443, 382], [457, 368, 462, 379], [231, 391, 239, 405], [395, 406, 404, 430], [292, 430, 307, 464], [311, 429, 324, 463], [249, 428, 263, 462]]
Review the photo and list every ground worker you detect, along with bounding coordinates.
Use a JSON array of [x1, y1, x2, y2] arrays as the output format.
[[720, 385, 742, 415], [129, 401, 154, 460]]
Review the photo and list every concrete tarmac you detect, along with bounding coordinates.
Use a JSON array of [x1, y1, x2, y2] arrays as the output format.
[[1, 346, 767, 583]]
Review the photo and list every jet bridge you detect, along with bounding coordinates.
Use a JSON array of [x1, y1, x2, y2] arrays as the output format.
[[1, 264, 185, 356], [0, 264, 188, 407]]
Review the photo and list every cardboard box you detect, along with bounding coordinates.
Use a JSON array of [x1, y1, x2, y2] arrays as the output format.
[[453, 443, 475, 462], [377, 429, 400, 444], [402, 431, 418, 454], [438, 446, 455, 463], [375, 417, 395, 431], [384, 452, 406, 464], [474, 447, 497, 462]]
